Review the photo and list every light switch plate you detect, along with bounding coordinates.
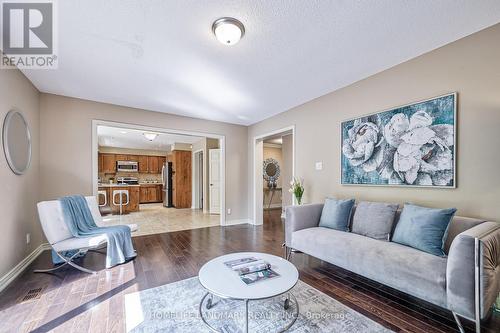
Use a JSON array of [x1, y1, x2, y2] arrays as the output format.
[[315, 162, 323, 170]]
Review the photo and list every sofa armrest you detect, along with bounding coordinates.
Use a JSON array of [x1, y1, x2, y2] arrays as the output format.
[[285, 203, 323, 247], [447, 221, 500, 320]]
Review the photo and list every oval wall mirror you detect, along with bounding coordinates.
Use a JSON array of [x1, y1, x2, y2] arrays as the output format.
[[2, 109, 32, 175], [263, 158, 280, 188]]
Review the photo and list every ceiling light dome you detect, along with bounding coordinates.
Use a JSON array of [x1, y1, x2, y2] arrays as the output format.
[[143, 132, 159, 141], [212, 17, 245, 45]]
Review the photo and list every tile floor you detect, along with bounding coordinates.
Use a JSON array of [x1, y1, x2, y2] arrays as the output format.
[[100, 203, 220, 237]]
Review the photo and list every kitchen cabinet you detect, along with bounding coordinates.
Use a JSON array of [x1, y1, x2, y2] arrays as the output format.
[[101, 154, 116, 173], [139, 184, 162, 203], [127, 155, 139, 162], [128, 186, 140, 212], [148, 156, 159, 174], [172, 150, 191, 208], [115, 154, 128, 161], [98, 153, 165, 174], [138, 155, 148, 173]]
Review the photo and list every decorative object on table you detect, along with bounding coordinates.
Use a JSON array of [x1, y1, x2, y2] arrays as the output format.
[[263, 157, 280, 188], [124, 276, 391, 332], [224, 257, 272, 275], [341, 93, 456, 187], [2, 109, 32, 175], [224, 256, 279, 284], [289, 177, 304, 205]]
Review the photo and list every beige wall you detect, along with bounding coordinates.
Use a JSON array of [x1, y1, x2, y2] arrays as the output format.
[[248, 23, 500, 222], [0, 69, 42, 278], [40, 94, 248, 221]]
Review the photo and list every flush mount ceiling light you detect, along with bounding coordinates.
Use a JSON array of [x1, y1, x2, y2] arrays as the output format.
[[212, 17, 245, 45], [143, 132, 159, 141]]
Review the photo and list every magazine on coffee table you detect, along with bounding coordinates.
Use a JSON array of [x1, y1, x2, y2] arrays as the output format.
[[223, 256, 280, 285]]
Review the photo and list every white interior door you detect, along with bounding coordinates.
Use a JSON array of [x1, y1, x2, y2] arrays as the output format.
[[209, 149, 221, 214]]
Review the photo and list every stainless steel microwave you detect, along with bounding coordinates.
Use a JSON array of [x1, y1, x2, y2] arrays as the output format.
[[116, 160, 138, 172]]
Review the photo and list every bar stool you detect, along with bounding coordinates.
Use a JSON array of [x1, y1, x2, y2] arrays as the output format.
[[112, 189, 129, 215], [98, 190, 107, 207]]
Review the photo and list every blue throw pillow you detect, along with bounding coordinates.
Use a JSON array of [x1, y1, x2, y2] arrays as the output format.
[[392, 204, 457, 257], [319, 198, 355, 231]]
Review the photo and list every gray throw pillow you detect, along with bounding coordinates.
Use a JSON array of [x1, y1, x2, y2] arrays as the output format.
[[319, 198, 355, 231], [351, 201, 399, 241]]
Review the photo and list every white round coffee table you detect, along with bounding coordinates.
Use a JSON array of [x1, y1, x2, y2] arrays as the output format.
[[198, 252, 299, 333]]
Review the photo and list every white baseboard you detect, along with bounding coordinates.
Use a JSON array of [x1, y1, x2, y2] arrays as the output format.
[[224, 219, 252, 226], [0, 243, 50, 293]]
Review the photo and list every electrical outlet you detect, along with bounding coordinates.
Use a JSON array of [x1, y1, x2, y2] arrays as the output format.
[[227, 208, 231, 215], [315, 162, 323, 170], [26, 233, 31, 244]]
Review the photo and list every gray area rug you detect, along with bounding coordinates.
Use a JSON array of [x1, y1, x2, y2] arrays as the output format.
[[125, 277, 392, 332]]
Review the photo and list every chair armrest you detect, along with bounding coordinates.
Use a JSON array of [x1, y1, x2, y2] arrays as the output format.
[[447, 221, 500, 319], [284, 203, 323, 247]]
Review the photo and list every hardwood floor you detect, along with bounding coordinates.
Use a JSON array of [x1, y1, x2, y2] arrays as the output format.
[[0, 210, 498, 332]]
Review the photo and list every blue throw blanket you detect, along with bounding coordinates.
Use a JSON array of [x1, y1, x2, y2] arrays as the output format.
[[53, 195, 137, 268]]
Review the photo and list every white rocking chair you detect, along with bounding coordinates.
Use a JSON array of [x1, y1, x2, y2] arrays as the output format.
[[35, 196, 138, 274]]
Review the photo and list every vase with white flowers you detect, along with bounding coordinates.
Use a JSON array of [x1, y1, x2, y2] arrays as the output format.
[[289, 177, 304, 205]]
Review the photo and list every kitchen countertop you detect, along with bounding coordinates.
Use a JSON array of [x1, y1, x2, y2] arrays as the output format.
[[98, 183, 162, 187], [98, 183, 140, 187]]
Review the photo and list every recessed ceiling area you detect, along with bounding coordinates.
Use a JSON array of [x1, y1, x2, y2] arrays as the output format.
[[22, 1, 500, 125], [98, 126, 203, 151]]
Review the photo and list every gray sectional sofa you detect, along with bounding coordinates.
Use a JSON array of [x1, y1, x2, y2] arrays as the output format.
[[284, 203, 500, 332]]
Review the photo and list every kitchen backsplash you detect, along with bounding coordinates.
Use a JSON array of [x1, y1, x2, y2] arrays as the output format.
[[99, 172, 162, 184]]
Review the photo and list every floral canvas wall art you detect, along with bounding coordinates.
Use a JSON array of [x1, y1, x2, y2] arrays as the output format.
[[341, 93, 456, 187]]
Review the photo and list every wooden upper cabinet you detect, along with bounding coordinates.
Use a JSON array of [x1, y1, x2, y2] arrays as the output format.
[[101, 154, 116, 173], [127, 155, 139, 162], [138, 155, 149, 173], [148, 156, 159, 174], [115, 154, 128, 161]]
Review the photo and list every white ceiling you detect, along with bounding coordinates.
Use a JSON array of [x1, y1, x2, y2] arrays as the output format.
[[98, 126, 203, 151], [23, 1, 500, 125]]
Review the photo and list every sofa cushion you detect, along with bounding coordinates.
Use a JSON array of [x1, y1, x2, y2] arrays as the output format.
[[351, 201, 399, 241], [392, 204, 456, 256], [318, 198, 355, 231], [291, 227, 448, 308]]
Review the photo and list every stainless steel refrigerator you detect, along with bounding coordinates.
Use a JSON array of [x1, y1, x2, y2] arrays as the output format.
[[162, 162, 174, 207]]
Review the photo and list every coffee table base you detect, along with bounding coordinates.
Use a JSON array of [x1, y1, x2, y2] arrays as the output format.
[[199, 292, 299, 333]]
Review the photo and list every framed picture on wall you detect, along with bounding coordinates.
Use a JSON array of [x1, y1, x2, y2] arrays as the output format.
[[341, 93, 456, 188]]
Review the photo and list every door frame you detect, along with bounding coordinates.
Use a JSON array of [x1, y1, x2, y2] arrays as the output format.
[[252, 125, 295, 225], [192, 149, 203, 210], [92, 119, 226, 226]]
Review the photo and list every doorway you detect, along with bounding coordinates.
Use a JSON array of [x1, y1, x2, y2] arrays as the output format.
[[92, 120, 226, 235], [253, 126, 295, 225]]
